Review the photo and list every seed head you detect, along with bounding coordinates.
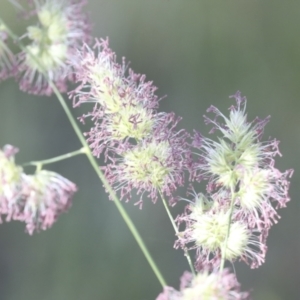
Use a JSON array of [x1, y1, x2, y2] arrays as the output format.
[[176, 190, 267, 269], [193, 92, 271, 189], [104, 116, 190, 206], [71, 39, 191, 205], [70, 38, 164, 158], [16, 0, 91, 95], [0, 23, 17, 81], [0, 144, 77, 234], [192, 92, 293, 233], [20, 170, 77, 234], [0, 145, 23, 219], [156, 269, 250, 300], [191, 210, 249, 261]]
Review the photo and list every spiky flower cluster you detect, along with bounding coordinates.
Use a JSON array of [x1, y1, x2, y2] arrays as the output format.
[[176, 92, 292, 270], [0, 144, 77, 234], [71, 38, 190, 206], [0, 23, 17, 81], [156, 269, 250, 300], [16, 0, 90, 95]]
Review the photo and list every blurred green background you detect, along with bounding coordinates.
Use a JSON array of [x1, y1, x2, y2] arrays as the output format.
[[0, 0, 299, 299]]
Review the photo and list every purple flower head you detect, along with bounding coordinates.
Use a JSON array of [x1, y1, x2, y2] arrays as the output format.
[[156, 269, 250, 300], [193, 92, 271, 187], [0, 145, 23, 219], [70, 38, 163, 158], [175, 191, 267, 270], [0, 24, 17, 81], [103, 114, 190, 207], [18, 170, 77, 234], [70, 38, 192, 206], [0, 144, 77, 234], [234, 165, 293, 233], [71, 38, 160, 111], [16, 0, 91, 95], [192, 92, 293, 234]]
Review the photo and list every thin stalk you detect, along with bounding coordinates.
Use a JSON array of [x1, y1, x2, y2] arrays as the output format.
[[159, 191, 196, 277], [23, 147, 87, 167], [51, 81, 166, 286], [2, 19, 167, 287], [220, 184, 236, 273], [52, 86, 166, 286]]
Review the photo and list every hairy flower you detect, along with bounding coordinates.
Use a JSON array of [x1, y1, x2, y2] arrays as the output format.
[[192, 91, 293, 233], [156, 269, 250, 300], [71, 38, 191, 205], [176, 191, 267, 269], [16, 0, 90, 95], [0, 145, 23, 219], [192, 210, 249, 261], [104, 115, 190, 206], [82, 108, 169, 160], [234, 165, 293, 235], [0, 24, 17, 81], [19, 170, 77, 234], [70, 38, 163, 157], [71, 38, 160, 112], [0, 144, 77, 234], [193, 92, 272, 189]]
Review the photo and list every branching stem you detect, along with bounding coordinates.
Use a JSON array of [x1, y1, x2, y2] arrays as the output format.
[[23, 147, 87, 168], [159, 190, 196, 277], [1, 18, 167, 288]]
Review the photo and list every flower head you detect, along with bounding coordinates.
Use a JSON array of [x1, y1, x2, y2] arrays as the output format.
[[176, 192, 266, 269], [16, 0, 91, 95], [193, 92, 271, 188], [71, 38, 191, 205], [70, 38, 163, 158], [0, 23, 17, 81], [0, 145, 23, 218], [192, 91, 293, 233], [71, 38, 160, 112], [156, 269, 250, 300], [0, 144, 77, 234], [104, 114, 190, 206], [19, 170, 77, 234]]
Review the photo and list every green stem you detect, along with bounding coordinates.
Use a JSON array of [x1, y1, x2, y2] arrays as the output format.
[[220, 184, 236, 273], [23, 147, 87, 167], [50, 82, 166, 287], [2, 19, 167, 287], [159, 191, 196, 277]]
